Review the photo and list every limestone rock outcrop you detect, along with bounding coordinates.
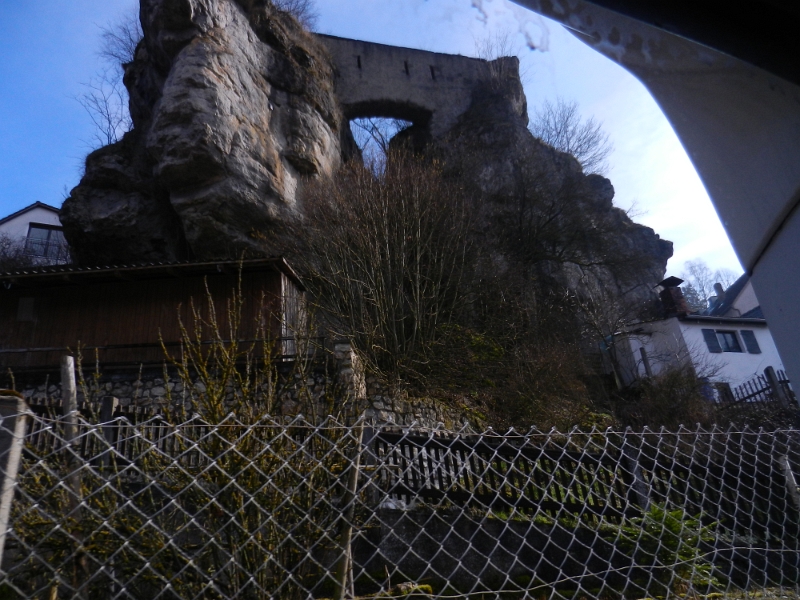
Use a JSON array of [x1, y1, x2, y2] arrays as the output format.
[[62, 0, 348, 264], [62, 0, 670, 307]]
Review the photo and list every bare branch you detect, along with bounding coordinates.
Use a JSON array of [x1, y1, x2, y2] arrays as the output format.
[[76, 9, 142, 149], [530, 98, 613, 175], [349, 118, 412, 167], [99, 11, 142, 67], [76, 70, 132, 148], [273, 0, 318, 30]]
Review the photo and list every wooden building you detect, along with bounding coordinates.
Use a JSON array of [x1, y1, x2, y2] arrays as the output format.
[[0, 258, 305, 372]]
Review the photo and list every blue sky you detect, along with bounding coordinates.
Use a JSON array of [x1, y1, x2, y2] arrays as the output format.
[[0, 0, 743, 276]]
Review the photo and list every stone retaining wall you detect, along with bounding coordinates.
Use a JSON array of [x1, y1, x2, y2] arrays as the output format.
[[14, 343, 482, 430]]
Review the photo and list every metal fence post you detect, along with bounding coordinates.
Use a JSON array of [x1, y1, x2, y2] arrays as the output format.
[[0, 391, 31, 568], [779, 455, 800, 512], [622, 429, 650, 513]]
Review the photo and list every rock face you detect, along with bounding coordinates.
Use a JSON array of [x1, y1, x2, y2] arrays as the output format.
[[62, 0, 348, 264], [435, 78, 673, 306], [62, 0, 670, 306]]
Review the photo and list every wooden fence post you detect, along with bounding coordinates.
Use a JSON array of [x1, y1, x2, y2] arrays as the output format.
[[99, 396, 119, 469], [0, 392, 32, 567], [61, 355, 88, 598], [764, 366, 790, 408], [333, 420, 365, 600]]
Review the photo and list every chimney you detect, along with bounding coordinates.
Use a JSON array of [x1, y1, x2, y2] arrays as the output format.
[[713, 282, 726, 303], [656, 276, 690, 317]]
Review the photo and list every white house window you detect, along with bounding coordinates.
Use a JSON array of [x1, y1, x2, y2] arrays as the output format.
[[701, 328, 763, 354], [716, 330, 742, 353], [24, 224, 69, 263]]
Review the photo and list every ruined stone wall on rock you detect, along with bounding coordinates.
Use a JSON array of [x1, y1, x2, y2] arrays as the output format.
[[319, 35, 525, 137]]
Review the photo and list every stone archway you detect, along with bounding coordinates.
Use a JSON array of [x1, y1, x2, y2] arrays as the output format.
[[319, 34, 524, 140]]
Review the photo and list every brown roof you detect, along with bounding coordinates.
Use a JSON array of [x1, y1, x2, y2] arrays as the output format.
[[0, 257, 305, 291]]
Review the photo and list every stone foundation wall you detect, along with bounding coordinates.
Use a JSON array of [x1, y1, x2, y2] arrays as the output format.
[[14, 343, 482, 430]]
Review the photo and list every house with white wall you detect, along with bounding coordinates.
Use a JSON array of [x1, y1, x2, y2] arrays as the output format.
[[0, 202, 70, 265], [611, 274, 786, 394]]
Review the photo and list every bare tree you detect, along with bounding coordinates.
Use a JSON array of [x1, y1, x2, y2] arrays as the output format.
[[349, 118, 412, 166], [99, 11, 142, 66], [293, 149, 473, 380], [78, 10, 142, 148], [77, 70, 132, 148], [529, 98, 613, 175], [714, 267, 740, 289], [681, 259, 742, 311]]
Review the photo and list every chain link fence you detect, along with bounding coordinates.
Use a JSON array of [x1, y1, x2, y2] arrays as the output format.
[[1, 405, 800, 598]]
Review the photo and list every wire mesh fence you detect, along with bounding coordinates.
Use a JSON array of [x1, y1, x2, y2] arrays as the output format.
[[2, 407, 800, 599]]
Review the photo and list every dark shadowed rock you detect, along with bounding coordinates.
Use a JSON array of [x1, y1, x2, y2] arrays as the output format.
[[434, 77, 672, 307]]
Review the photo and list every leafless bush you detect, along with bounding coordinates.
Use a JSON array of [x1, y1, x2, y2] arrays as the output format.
[[530, 98, 613, 175], [0, 234, 34, 272], [473, 29, 531, 85], [273, 0, 318, 29], [99, 11, 142, 66], [77, 71, 132, 148], [0, 233, 68, 271], [293, 149, 473, 382], [613, 364, 717, 429]]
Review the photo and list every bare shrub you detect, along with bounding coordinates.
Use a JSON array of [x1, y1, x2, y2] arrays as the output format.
[[293, 149, 473, 382], [99, 10, 142, 66], [0, 234, 35, 272], [77, 72, 132, 148], [273, 0, 318, 29], [613, 364, 717, 429]]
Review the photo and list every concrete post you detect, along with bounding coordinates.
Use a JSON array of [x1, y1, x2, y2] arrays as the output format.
[[0, 392, 32, 567]]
